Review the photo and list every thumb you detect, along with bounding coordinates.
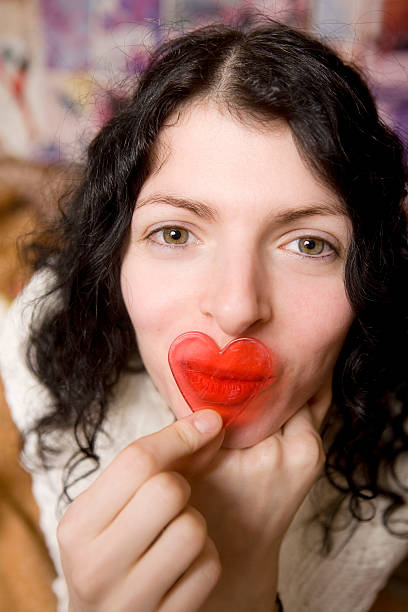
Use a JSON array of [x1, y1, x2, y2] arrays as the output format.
[[281, 404, 325, 483], [308, 382, 333, 432], [171, 409, 225, 475]]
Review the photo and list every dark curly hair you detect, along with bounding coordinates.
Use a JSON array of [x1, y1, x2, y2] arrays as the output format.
[[25, 18, 408, 547]]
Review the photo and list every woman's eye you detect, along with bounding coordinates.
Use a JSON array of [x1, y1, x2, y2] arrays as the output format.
[[147, 226, 194, 247], [298, 237, 325, 255], [162, 227, 189, 244], [283, 237, 335, 257]]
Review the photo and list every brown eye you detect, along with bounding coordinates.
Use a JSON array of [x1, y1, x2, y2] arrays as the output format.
[[163, 228, 189, 244], [298, 237, 325, 255]]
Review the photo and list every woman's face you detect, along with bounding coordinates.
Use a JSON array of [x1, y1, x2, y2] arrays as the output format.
[[121, 101, 354, 448]]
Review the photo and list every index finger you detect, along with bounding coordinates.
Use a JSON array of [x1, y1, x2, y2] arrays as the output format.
[[67, 410, 223, 536]]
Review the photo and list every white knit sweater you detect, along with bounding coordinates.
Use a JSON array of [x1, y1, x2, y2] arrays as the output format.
[[1, 274, 407, 612]]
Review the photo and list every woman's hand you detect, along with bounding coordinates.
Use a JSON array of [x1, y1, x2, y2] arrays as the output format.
[[59, 393, 326, 612], [58, 410, 225, 612]]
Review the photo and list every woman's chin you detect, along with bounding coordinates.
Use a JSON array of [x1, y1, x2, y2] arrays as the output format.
[[220, 419, 280, 449]]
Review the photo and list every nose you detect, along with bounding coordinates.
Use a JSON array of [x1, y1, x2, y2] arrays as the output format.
[[199, 245, 272, 338]]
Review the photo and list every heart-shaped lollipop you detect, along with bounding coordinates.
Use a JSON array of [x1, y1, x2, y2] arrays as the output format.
[[168, 332, 275, 427]]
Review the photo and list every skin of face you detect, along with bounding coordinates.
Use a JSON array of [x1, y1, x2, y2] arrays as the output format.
[[120, 100, 355, 448]]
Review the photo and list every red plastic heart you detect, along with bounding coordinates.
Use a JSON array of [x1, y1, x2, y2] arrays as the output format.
[[168, 332, 275, 427]]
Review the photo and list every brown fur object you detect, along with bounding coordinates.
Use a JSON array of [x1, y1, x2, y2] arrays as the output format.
[[0, 157, 80, 301], [0, 376, 56, 611]]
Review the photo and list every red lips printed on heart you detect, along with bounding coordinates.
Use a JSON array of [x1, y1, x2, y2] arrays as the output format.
[[168, 332, 275, 427]]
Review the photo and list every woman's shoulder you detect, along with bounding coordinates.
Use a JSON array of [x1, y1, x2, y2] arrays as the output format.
[[0, 271, 56, 433], [279, 470, 408, 611]]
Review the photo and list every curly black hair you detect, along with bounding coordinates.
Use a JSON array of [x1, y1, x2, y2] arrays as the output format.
[[25, 18, 408, 547]]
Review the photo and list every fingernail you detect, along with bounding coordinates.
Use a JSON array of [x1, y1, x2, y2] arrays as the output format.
[[193, 410, 223, 434]]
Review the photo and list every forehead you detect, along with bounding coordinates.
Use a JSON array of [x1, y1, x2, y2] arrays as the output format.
[[139, 100, 346, 220]]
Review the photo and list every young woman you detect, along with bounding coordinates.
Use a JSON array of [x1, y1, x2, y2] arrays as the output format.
[[1, 18, 407, 612]]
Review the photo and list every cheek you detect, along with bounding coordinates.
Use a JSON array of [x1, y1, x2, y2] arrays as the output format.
[[120, 252, 202, 371], [121, 255, 180, 333], [279, 274, 354, 377]]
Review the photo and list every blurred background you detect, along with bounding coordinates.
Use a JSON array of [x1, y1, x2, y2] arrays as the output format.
[[0, 0, 407, 163], [0, 2, 407, 609]]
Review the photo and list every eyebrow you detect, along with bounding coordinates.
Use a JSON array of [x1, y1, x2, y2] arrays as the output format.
[[136, 194, 218, 221], [136, 193, 346, 224], [271, 202, 347, 225]]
